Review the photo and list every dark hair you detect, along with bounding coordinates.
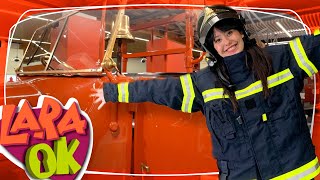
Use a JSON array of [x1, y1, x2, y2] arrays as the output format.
[[207, 19, 273, 111]]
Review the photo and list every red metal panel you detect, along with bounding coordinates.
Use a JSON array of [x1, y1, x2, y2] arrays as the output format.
[[146, 38, 187, 73], [166, 40, 187, 73], [49, 14, 102, 69], [134, 103, 217, 174], [66, 15, 101, 69]]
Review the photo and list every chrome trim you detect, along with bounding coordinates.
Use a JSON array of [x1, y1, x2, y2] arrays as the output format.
[[17, 68, 103, 77]]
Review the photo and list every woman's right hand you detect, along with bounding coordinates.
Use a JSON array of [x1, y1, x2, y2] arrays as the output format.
[[90, 88, 106, 110]]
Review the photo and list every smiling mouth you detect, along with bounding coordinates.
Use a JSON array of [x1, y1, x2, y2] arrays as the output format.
[[225, 43, 238, 52]]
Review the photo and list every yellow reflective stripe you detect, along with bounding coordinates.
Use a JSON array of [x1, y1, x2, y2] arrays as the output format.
[[202, 69, 293, 103], [314, 29, 320, 36], [271, 157, 320, 180], [117, 82, 129, 103], [267, 69, 294, 89], [302, 165, 320, 180], [289, 37, 318, 77], [262, 114, 267, 121], [180, 74, 195, 113], [202, 88, 228, 102], [235, 69, 294, 100], [235, 80, 262, 100]]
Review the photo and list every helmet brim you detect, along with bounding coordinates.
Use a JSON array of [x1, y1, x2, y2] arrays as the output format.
[[199, 13, 240, 45]]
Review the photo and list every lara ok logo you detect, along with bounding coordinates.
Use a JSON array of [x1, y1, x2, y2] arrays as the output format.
[[0, 95, 93, 179]]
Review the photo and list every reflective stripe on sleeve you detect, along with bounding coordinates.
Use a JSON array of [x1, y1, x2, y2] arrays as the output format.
[[289, 37, 318, 77], [180, 74, 195, 113], [117, 82, 129, 103], [271, 157, 320, 180]]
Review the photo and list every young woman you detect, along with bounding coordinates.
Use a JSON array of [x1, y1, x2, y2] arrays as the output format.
[[91, 5, 320, 179]]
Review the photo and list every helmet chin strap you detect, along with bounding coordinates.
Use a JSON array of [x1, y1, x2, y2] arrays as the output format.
[[216, 67, 236, 90], [199, 29, 241, 91]]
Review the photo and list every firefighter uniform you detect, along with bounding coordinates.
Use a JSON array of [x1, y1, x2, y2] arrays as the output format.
[[103, 35, 320, 179]]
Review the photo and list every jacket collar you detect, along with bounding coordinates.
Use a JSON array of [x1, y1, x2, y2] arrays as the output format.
[[223, 51, 250, 85]]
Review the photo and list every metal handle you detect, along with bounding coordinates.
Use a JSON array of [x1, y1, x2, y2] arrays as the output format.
[[141, 163, 150, 173], [102, 9, 125, 72]]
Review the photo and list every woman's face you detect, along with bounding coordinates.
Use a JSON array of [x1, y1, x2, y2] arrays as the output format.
[[213, 28, 245, 58]]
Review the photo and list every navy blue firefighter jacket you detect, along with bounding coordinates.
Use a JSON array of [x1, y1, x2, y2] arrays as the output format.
[[103, 35, 320, 179]]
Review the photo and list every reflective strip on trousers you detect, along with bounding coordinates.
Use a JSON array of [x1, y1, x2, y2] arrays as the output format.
[[289, 37, 318, 77], [271, 157, 320, 180], [117, 82, 129, 103], [180, 74, 195, 113], [202, 69, 294, 102]]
